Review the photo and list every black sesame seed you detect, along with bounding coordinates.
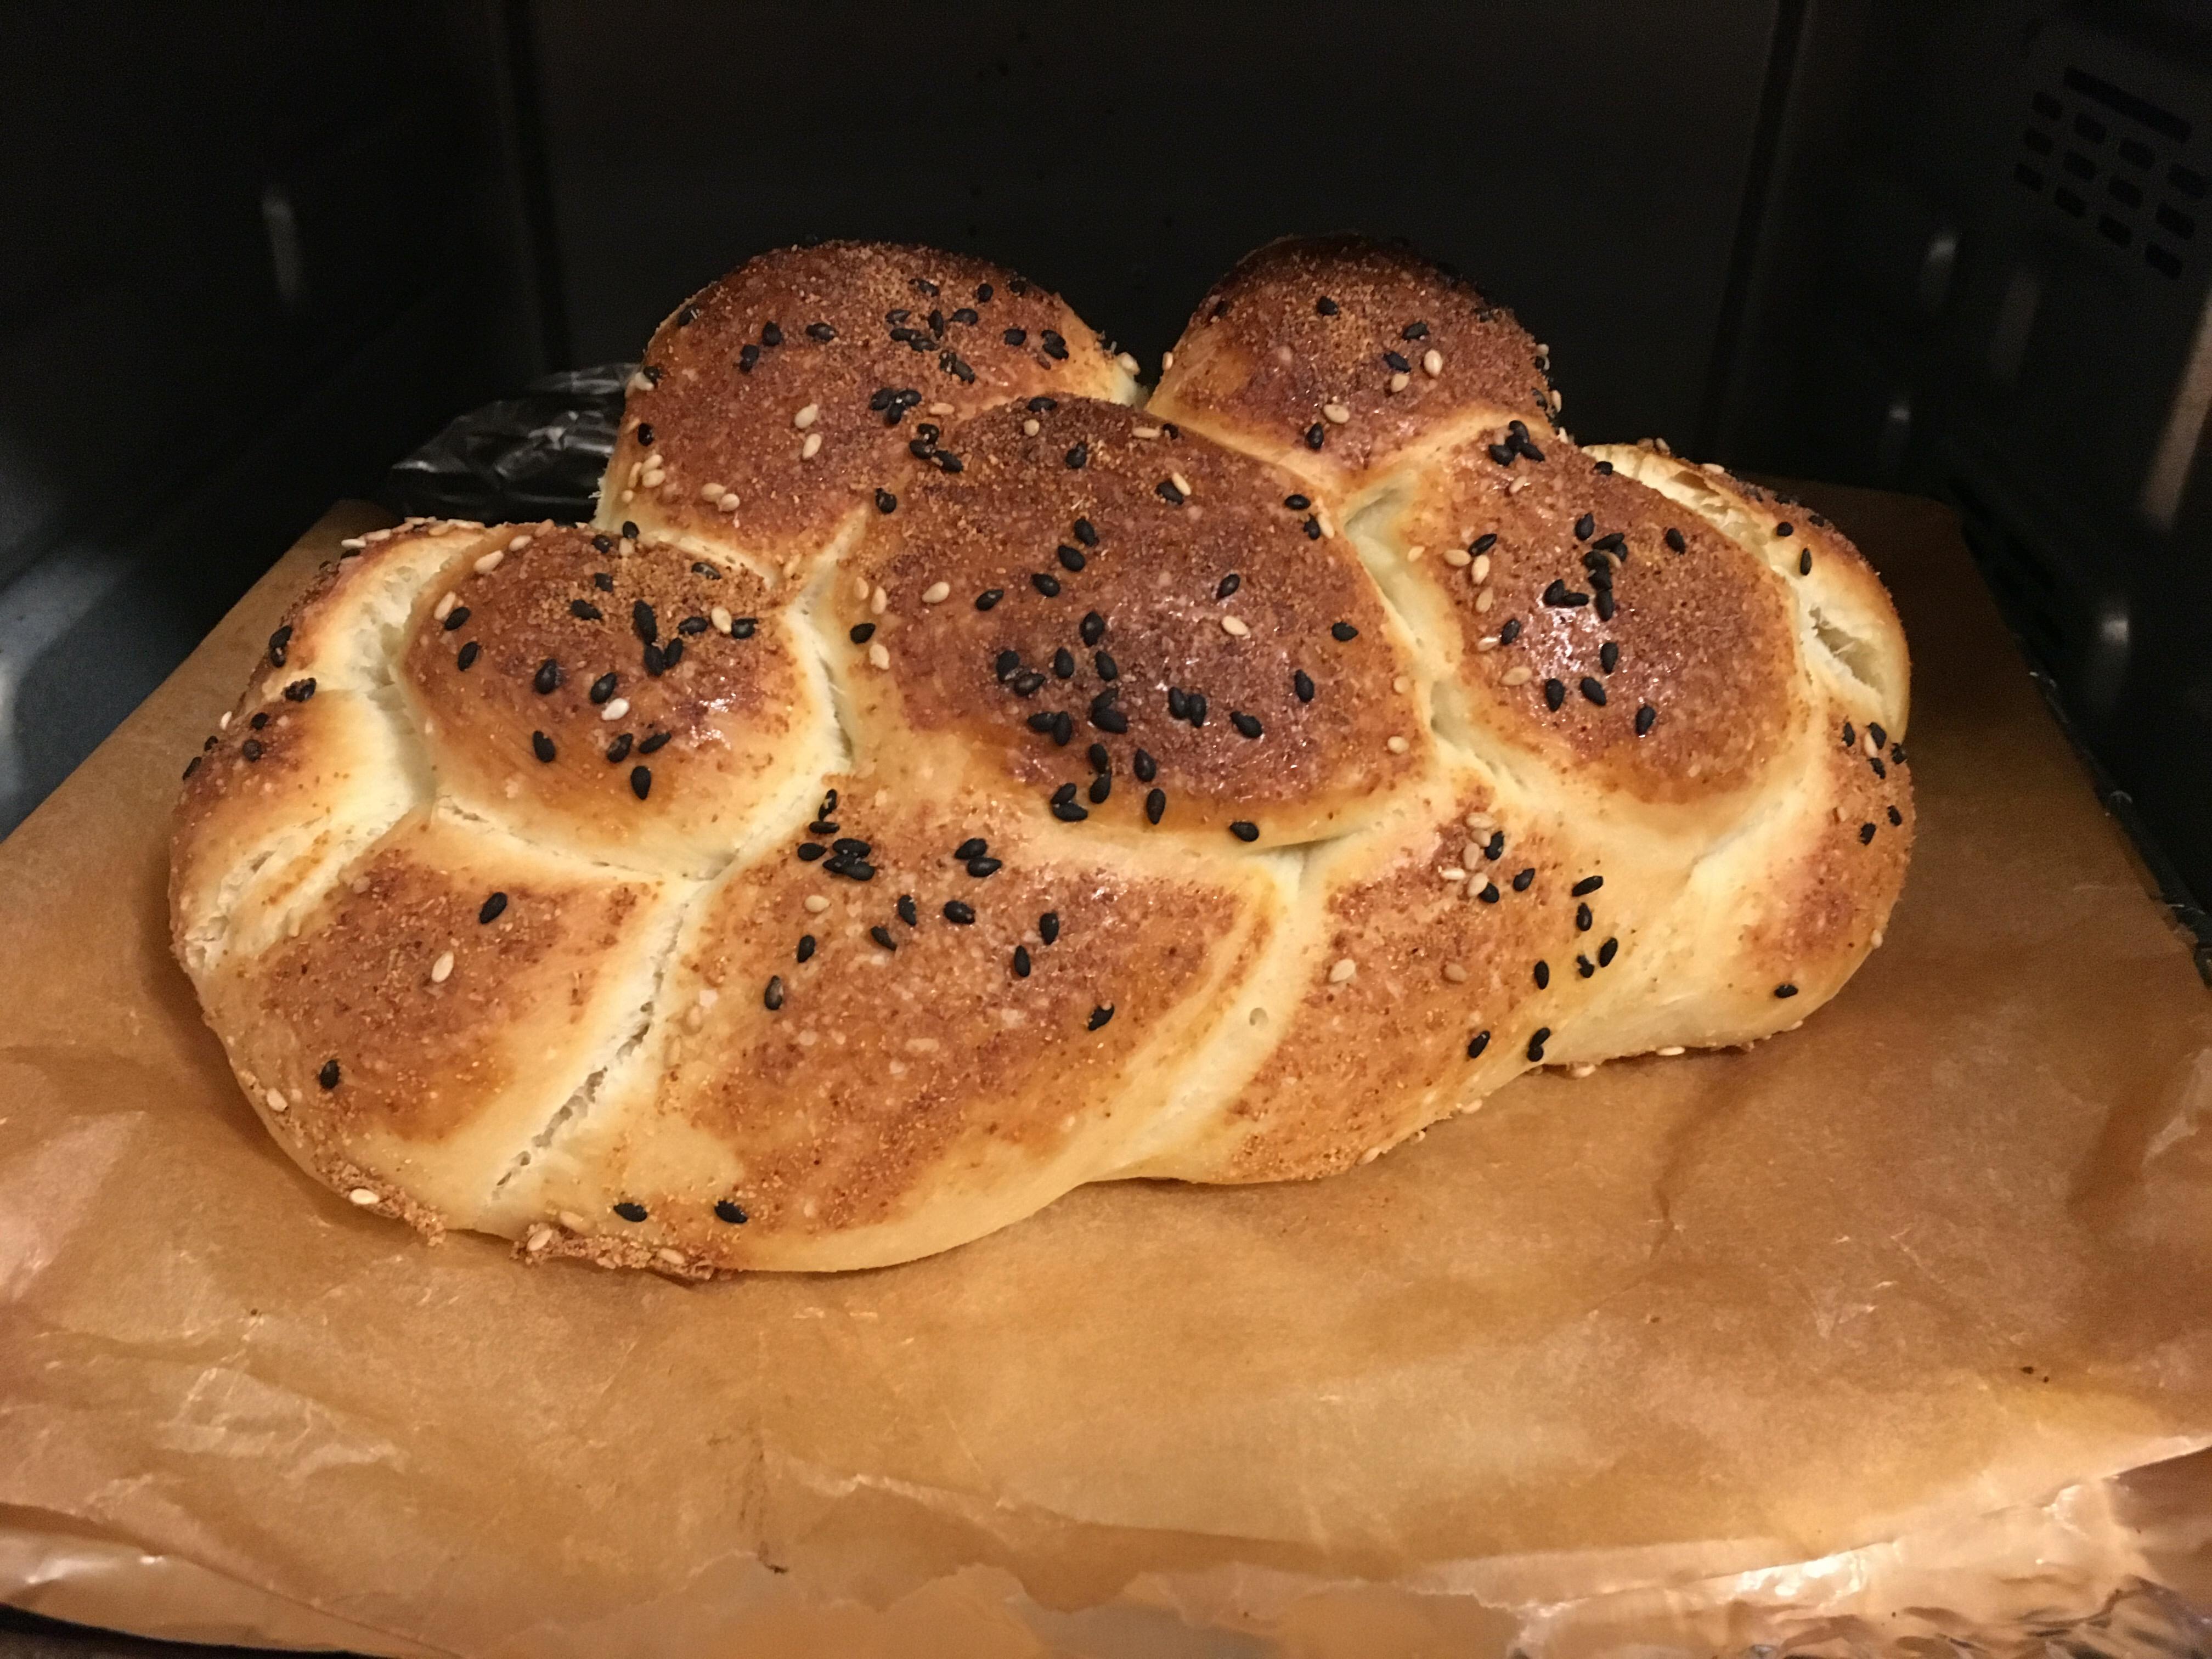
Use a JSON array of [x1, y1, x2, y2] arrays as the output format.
[[629, 765, 652, 799], [1512, 867, 1535, 891], [1032, 572, 1062, 597], [1859, 821, 1877, 844], [897, 894, 918, 926], [1041, 330, 1068, 359], [1488, 442, 1517, 465], [607, 733, 634, 764], [1331, 621, 1358, 641], [833, 838, 872, 857], [1052, 782, 1078, 808], [1157, 478, 1186, 505], [1574, 513, 1595, 540], [1635, 704, 1656, 736], [1527, 1028, 1551, 1062], [1577, 955, 1595, 978], [267, 625, 291, 667], [1065, 442, 1088, 469], [871, 925, 896, 951], [1498, 618, 1522, 646], [1598, 937, 1618, 967], [1186, 692, 1207, 726], [1216, 573, 1242, 600], [956, 837, 988, 860], [1053, 647, 1076, 679], [876, 488, 898, 514], [532, 658, 561, 695], [678, 615, 709, 636], [457, 640, 479, 670], [731, 616, 758, 640], [589, 672, 618, 705], [1229, 820, 1260, 842], [1534, 961, 1550, 989], [807, 320, 836, 341], [1052, 711, 1075, 744], [628, 599, 657, 643], [1576, 902, 1592, 932], [1305, 423, 1327, 450], [1664, 527, 1686, 552], [1304, 516, 1323, 539], [1402, 320, 1429, 338], [1013, 945, 1032, 977], [1039, 912, 1060, 944], [1087, 774, 1110, 804], [1467, 1031, 1491, 1059], [1593, 531, 1625, 554], [1888, 805, 1903, 826], [1478, 882, 1500, 903], [478, 891, 508, 925], [1132, 749, 1156, 782], [1086, 743, 1110, 773], [944, 900, 976, 924], [442, 606, 471, 633], [1073, 517, 1099, 547], [1775, 521, 1794, 538], [1026, 712, 1057, 735], [1485, 830, 1504, 859], [250, 712, 268, 730], [1231, 711, 1263, 739], [1094, 652, 1119, 681], [1080, 610, 1105, 646], [975, 589, 1003, 611], [1595, 460, 1613, 474], [1579, 676, 1607, 707], [1058, 545, 1086, 572], [1544, 679, 1566, 712], [1799, 549, 1812, 575], [613, 1201, 648, 1222], [1869, 723, 1887, 746], [1087, 1005, 1115, 1031], [1384, 349, 1410, 372], [1028, 394, 1057, 412], [641, 641, 666, 676], [738, 343, 760, 372], [1003, 328, 1026, 346], [761, 320, 783, 346], [1293, 669, 1315, 702], [1146, 787, 1166, 823], [182, 755, 201, 779], [1599, 641, 1620, 674], [967, 856, 1002, 878], [622, 520, 638, 540], [570, 599, 605, 623], [1870, 756, 1887, 779], [850, 622, 876, 645], [1284, 494, 1310, 511], [532, 731, 556, 763], [797, 934, 816, 962], [1316, 296, 1339, 315], [1570, 875, 1604, 898], [764, 975, 786, 1011], [593, 569, 614, 589], [318, 1058, 341, 1090], [715, 1200, 749, 1224]]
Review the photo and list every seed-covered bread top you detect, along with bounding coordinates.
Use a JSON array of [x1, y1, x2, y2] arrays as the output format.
[[171, 236, 1915, 1276]]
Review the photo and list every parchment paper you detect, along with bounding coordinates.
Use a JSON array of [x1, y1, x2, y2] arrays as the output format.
[[2, 485, 2209, 1658]]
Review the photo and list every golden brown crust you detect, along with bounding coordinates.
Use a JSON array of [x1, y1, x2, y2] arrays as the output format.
[[396, 523, 832, 875], [171, 237, 1916, 1274], [1150, 235, 1554, 501], [600, 241, 1137, 582], [832, 396, 1429, 847]]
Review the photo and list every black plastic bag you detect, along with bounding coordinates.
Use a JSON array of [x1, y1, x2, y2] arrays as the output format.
[[379, 364, 633, 525]]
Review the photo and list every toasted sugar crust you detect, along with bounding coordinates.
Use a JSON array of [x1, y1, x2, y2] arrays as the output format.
[[1151, 235, 1555, 500], [396, 523, 831, 876], [601, 241, 1136, 582], [832, 397, 1429, 847]]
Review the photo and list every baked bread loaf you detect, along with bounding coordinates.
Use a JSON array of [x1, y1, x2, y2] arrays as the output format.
[[170, 236, 1914, 1273]]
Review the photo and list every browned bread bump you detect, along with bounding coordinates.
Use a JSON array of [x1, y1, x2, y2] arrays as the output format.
[[172, 237, 1914, 1273]]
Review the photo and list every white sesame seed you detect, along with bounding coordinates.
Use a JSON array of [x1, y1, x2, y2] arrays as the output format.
[[1423, 348, 1443, 376], [1550, 388, 1565, 413], [1328, 957, 1357, 984], [804, 894, 830, 913], [1392, 674, 1412, 693], [1314, 509, 1335, 538], [699, 481, 725, 500], [1274, 345, 1294, 365], [719, 490, 741, 511], [430, 950, 454, 983], [1471, 553, 1492, 583], [473, 550, 504, 575], [506, 533, 533, 552], [1220, 614, 1250, 637], [867, 641, 890, 669], [628, 371, 652, 394], [853, 576, 870, 600], [711, 605, 733, 633], [1443, 546, 1471, 568], [1023, 418, 1041, 436], [921, 581, 951, 604], [264, 1088, 288, 1114], [1871, 929, 1884, 947], [1443, 963, 1469, 983], [601, 698, 630, 722], [870, 584, 888, 615], [620, 488, 634, 504], [627, 460, 642, 487], [1389, 371, 1410, 393], [1170, 471, 1193, 497], [557, 1210, 591, 1234], [526, 1224, 555, 1253], [348, 1187, 380, 1207], [1386, 735, 1410, 754], [1657, 1046, 1686, 1057], [218, 710, 232, 730], [1322, 402, 1351, 424], [1502, 666, 1533, 686], [1569, 1063, 1596, 1078], [1161, 350, 1176, 371], [928, 402, 954, 416], [1475, 590, 1495, 612], [794, 403, 819, 429], [1117, 351, 1141, 375], [800, 432, 822, 460], [1132, 425, 1161, 439], [1405, 544, 1424, 562], [645, 452, 663, 469], [1463, 842, 1487, 865], [1861, 732, 1878, 757], [657, 1248, 687, 1268], [1466, 812, 1497, 832], [433, 590, 457, 621], [1506, 477, 1530, 496], [340, 536, 366, 550], [1439, 866, 1467, 882], [1476, 635, 1501, 653], [1359, 1146, 1382, 1164]]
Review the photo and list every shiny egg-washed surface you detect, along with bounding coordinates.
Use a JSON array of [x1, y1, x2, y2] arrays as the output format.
[[170, 238, 1914, 1272]]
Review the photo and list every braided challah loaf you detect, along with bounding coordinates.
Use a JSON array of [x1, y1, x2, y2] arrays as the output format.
[[171, 237, 1913, 1273]]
